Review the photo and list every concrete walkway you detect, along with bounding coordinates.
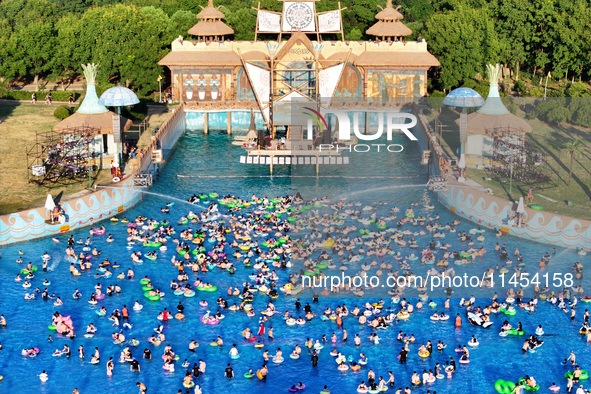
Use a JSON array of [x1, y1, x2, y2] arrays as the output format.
[[0, 98, 77, 106]]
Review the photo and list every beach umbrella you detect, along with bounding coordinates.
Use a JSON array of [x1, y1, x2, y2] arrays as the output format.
[[457, 154, 466, 182], [517, 196, 525, 214], [45, 194, 56, 221], [516, 196, 525, 227], [45, 194, 55, 211]]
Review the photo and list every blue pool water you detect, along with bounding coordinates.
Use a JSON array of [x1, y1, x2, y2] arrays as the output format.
[[0, 130, 588, 394]]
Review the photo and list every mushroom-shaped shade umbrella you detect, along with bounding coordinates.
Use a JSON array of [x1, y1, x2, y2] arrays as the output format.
[[98, 87, 139, 107], [443, 88, 484, 108]]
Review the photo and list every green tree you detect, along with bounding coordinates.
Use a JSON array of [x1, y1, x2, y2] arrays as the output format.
[[346, 27, 363, 41], [563, 139, 582, 186], [15, 20, 56, 90], [170, 10, 197, 38], [51, 15, 82, 88], [222, 7, 256, 41], [565, 82, 589, 98], [0, 21, 20, 83], [77, 5, 171, 95], [546, 107, 569, 125], [423, 5, 497, 90]]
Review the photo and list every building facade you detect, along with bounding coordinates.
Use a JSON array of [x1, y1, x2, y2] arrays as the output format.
[[159, 0, 439, 105]]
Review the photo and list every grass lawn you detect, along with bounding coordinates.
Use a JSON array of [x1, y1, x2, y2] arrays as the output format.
[[424, 106, 591, 221], [0, 103, 111, 215]]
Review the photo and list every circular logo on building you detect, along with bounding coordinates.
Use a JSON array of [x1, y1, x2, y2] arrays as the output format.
[[285, 3, 314, 30]]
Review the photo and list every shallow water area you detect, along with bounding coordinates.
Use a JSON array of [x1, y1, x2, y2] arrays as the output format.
[[0, 131, 588, 393]]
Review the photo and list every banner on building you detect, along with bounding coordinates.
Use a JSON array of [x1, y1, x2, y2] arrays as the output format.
[[257, 10, 281, 33], [318, 10, 341, 33]]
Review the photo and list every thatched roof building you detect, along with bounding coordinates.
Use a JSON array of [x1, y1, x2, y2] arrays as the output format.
[[366, 0, 412, 42], [54, 112, 132, 135], [188, 0, 234, 42]]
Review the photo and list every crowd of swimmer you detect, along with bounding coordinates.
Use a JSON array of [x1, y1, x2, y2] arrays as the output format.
[[14, 193, 292, 392], [289, 191, 585, 300], [10, 190, 590, 394]]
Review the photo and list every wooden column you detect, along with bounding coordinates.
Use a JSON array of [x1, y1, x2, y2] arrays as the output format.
[[204, 112, 208, 135], [315, 155, 320, 176], [269, 156, 274, 175]]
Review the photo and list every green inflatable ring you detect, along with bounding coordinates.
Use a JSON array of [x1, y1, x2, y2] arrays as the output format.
[[264, 214, 271, 219], [244, 373, 255, 379], [530, 205, 543, 210], [278, 238, 287, 244], [178, 250, 187, 255], [48, 324, 57, 330], [139, 279, 151, 285], [304, 270, 316, 276], [146, 256, 157, 261], [144, 242, 162, 247], [142, 285, 154, 291], [205, 286, 217, 292], [507, 328, 524, 335], [565, 370, 590, 380], [377, 225, 386, 229], [316, 263, 328, 269], [32, 265, 38, 272], [21, 269, 31, 275], [518, 378, 540, 391], [494, 380, 516, 394], [287, 217, 297, 222], [144, 292, 160, 301]]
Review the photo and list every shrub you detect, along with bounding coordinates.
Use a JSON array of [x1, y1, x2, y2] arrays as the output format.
[[513, 80, 527, 95], [0, 88, 83, 102], [121, 98, 148, 121], [565, 82, 589, 97], [54, 105, 72, 120]]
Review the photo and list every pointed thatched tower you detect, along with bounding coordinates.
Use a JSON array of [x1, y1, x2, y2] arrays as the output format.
[[188, 0, 234, 43], [366, 0, 412, 42], [460, 64, 533, 161]]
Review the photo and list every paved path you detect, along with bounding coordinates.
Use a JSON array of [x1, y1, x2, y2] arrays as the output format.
[[0, 98, 76, 106]]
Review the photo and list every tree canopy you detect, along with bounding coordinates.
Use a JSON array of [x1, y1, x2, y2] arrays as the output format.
[[0, 0, 590, 94]]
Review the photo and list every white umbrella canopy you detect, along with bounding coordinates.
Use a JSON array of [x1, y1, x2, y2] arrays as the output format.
[[517, 197, 525, 214], [98, 87, 139, 107], [45, 194, 56, 211], [458, 154, 466, 169]]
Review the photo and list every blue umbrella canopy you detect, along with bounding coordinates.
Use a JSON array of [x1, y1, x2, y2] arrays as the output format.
[[98, 87, 140, 107], [443, 88, 484, 108]]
